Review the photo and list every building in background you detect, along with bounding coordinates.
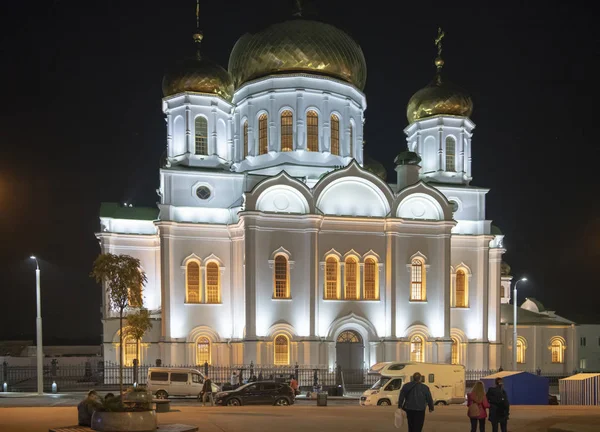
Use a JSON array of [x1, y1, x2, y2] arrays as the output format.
[[577, 325, 600, 372]]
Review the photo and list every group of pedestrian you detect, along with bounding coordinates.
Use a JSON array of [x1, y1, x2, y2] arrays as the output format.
[[396, 373, 510, 432], [77, 390, 114, 427]]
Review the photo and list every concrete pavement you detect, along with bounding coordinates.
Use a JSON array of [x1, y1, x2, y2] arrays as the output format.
[[1, 405, 600, 432]]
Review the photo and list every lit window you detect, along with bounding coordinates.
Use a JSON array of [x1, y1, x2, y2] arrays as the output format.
[[307, 110, 318, 151], [206, 262, 220, 304], [325, 257, 339, 300], [551, 338, 565, 363], [364, 258, 377, 300], [330, 114, 340, 155], [580, 358, 587, 369], [281, 110, 293, 151], [451, 338, 459, 365], [124, 336, 138, 366], [501, 285, 505, 298], [196, 337, 210, 365], [274, 255, 289, 298], [411, 259, 426, 301], [186, 261, 200, 303], [195, 117, 208, 155], [516, 337, 526, 364], [274, 334, 289, 365], [455, 269, 467, 307], [410, 335, 424, 363], [259, 113, 268, 155], [337, 330, 361, 343], [445, 136, 456, 172], [344, 257, 358, 299], [243, 121, 248, 158]]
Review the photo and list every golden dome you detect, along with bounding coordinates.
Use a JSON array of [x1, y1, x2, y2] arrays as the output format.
[[228, 19, 367, 90], [407, 72, 473, 124], [162, 34, 234, 101]]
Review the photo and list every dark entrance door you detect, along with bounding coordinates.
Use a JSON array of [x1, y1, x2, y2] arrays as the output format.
[[336, 330, 364, 384]]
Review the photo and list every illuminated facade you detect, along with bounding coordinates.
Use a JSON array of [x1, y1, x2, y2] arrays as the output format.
[[96, 16, 567, 371]]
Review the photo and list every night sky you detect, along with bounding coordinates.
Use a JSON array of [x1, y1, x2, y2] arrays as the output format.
[[0, 1, 597, 344]]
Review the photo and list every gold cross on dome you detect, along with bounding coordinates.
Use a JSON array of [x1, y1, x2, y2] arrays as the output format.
[[435, 27, 445, 57]]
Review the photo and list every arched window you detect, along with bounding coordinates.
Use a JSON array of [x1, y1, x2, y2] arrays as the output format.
[[330, 114, 340, 155], [124, 336, 138, 366], [410, 335, 424, 363], [364, 258, 377, 300], [196, 337, 210, 365], [337, 330, 362, 343], [455, 269, 467, 307], [259, 113, 268, 155], [205, 262, 220, 304], [243, 121, 248, 158], [445, 136, 456, 172], [501, 285, 505, 298], [325, 256, 339, 300], [411, 259, 426, 301], [516, 337, 526, 364], [274, 334, 289, 365], [349, 123, 354, 157], [451, 337, 459, 365], [344, 257, 358, 299], [274, 255, 289, 298], [195, 117, 208, 155], [551, 338, 565, 363], [306, 110, 319, 151], [186, 261, 201, 303], [280, 110, 293, 151]]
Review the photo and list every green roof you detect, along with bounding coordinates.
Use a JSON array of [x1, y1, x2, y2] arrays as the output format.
[[491, 225, 503, 235], [99, 202, 158, 221]]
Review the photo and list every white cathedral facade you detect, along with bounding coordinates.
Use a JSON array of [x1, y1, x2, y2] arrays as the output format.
[[97, 16, 574, 373]]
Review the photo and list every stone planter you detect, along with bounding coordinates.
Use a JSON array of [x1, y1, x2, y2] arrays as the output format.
[[91, 410, 157, 432], [123, 390, 153, 403]]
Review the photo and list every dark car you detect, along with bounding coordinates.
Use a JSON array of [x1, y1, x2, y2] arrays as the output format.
[[214, 381, 295, 406]]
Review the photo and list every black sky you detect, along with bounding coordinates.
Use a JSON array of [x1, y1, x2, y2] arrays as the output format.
[[0, 0, 598, 344]]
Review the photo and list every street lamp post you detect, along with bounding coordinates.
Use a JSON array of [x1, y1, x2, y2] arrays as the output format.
[[30, 256, 43, 395], [513, 277, 528, 370]]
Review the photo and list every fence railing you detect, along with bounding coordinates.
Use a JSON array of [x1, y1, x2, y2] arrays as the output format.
[[0, 361, 574, 393]]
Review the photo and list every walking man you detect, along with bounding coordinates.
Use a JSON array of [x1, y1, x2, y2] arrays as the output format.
[[201, 377, 214, 407], [398, 372, 434, 432], [486, 377, 510, 432]]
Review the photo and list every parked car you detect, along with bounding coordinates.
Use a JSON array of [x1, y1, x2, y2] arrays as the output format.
[[214, 381, 295, 406], [147, 367, 219, 399]]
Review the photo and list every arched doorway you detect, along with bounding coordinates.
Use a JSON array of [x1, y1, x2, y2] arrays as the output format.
[[336, 330, 364, 382]]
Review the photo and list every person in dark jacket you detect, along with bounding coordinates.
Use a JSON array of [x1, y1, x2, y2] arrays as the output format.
[[486, 378, 510, 432], [201, 377, 214, 407], [77, 390, 101, 426], [397, 372, 434, 432]]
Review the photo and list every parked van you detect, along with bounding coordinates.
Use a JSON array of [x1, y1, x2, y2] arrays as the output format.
[[360, 362, 465, 406], [147, 367, 220, 399]]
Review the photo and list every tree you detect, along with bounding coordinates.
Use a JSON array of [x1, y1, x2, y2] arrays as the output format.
[[126, 308, 153, 366], [91, 253, 147, 396]]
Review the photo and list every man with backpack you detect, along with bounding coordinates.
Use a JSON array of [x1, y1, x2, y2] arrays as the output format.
[[486, 377, 510, 432], [398, 372, 434, 432]]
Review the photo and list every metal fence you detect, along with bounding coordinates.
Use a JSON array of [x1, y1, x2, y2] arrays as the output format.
[[0, 361, 573, 393]]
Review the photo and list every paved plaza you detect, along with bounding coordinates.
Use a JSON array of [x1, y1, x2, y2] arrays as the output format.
[[1, 401, 600, 432]]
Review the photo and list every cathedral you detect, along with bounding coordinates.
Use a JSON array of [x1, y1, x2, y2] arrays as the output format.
[[97, 11, 574, 373]]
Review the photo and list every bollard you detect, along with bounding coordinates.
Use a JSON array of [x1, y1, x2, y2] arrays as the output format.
[[52, 381, 57, 393], [2, 382, 7, 392]]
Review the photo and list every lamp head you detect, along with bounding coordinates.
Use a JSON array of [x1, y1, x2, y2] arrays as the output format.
[[521, 277, 528, 282], [30, 256, 36, 260]]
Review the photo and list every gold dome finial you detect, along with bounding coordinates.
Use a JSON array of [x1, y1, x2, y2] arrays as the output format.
[[434, 27, 445, 79], [293, 0, 304, 17], [193, 1, 203, 58]]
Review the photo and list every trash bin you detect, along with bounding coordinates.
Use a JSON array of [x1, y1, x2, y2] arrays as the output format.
[[317, 392, 327, 406]]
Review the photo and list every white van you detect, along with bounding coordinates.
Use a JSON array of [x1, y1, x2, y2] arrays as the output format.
[[147, 367, 220, 399], [360, 362, 465, 406]]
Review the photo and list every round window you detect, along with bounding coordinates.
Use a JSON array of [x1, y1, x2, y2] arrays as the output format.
[[196, 186, 211, 200], [449, 200, 459, 213]]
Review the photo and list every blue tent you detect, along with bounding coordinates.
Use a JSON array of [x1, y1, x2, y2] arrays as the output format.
[[481, 371, 549, 405]]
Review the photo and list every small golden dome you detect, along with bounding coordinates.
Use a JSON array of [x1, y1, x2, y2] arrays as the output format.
[[228, 19, 367, 90], [406, 74, 473, 124], [162, 35, 234, 101]]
